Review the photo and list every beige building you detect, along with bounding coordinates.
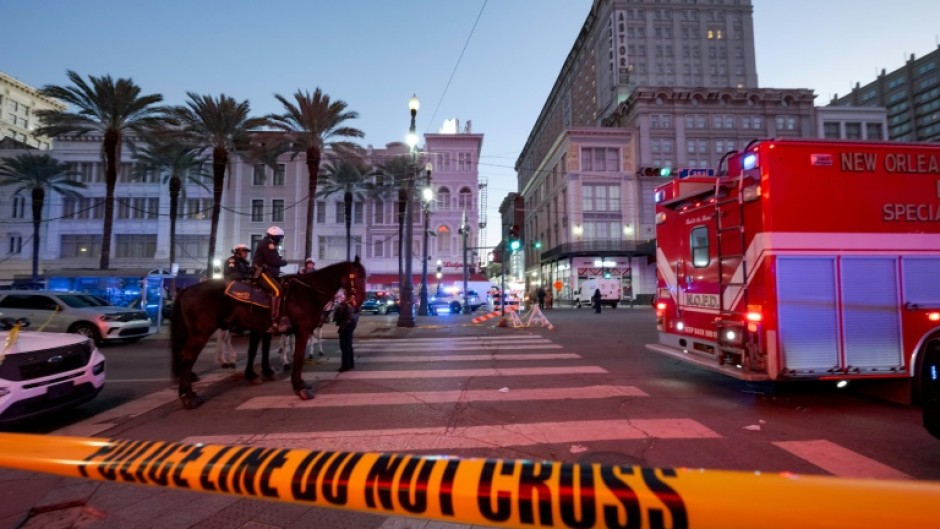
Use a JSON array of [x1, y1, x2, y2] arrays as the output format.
[[0, 71, 64, 149]]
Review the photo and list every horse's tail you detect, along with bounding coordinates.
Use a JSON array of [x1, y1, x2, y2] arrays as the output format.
[[170, 294, 187, 378]]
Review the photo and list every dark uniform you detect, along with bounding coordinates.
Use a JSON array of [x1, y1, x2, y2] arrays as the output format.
[[224, 254, 252, 281], [334, 300, 360, 372], [253, 234, 289, 333]]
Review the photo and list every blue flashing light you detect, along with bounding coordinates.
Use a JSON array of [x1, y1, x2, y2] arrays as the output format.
[[742, 153, 758, 170]]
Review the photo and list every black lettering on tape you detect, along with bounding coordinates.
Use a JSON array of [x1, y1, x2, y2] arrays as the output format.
[[600, 466, 642, 529], [518, 461, 554, 526], [291, 451, 327, 501], [135, 442, 175, 485], [232, 448, 271, 496], [322, 452, 363, 506], [559, 463, 597, 529], [200, 446, 234, 492], [101, 440, 142, 481], [641, 468, 688, 529], [259, 449, 290, 499], [478, 460, 514, 522], [149, 443, 185, 487], [365, 454, 405, 509], [219, 447, 252, 494], [119, 440, 156, 483], [172, 445, 203, 489], [438, 459, 461, 516], [78, 440, 119, 478], [397, 456, 434, 514]]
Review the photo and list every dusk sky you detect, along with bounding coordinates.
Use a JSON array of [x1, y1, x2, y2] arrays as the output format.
[[4, 0, 939, 247]]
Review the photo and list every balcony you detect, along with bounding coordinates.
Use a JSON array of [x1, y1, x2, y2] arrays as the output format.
[[540, 239, 656, 261]]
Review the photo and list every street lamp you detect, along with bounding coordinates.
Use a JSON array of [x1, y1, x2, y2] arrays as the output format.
[[418, 163, 433, 316], [460, 210, 471, 314], [398, 94, 420, 328]]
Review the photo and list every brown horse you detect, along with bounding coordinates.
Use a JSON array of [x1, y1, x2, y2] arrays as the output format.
[[170, 259, 366, 408]]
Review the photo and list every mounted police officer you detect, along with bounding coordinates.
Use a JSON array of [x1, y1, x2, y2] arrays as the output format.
[[225, 243, 252, 281], [253, 226, 289, 334]]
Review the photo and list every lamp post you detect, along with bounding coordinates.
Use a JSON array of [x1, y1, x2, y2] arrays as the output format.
[[460, 210, 471, 314], [418, 163, 433, 316], [398, 94, 420, 328]]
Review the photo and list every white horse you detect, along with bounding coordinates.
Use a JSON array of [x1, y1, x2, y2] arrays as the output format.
[[276, 302, 334, 370]]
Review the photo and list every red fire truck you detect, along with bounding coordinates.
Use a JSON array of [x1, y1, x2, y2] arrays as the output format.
[[646, 139, 940, 437]]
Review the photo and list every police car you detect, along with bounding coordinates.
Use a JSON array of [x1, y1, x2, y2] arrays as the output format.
[[0, 318, 106, 424]]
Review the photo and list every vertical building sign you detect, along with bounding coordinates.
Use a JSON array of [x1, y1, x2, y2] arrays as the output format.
[[616, 10, 629, 85]]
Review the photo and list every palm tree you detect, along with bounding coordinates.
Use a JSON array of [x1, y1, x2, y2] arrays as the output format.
[[164, 93, 267, 274], [34, 70, 168, 269], [372, 155, 418, 286], [133, 137, 210, 268], [266, 89, 364, 259], [316, 156, 372, 261], [0, 153, 87, 283]]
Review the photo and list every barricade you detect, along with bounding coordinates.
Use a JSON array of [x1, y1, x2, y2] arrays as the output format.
[[0, 432, 938, 529]]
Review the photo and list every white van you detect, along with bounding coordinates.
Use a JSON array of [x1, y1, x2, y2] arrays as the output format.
[[574, 278, 621, 309]]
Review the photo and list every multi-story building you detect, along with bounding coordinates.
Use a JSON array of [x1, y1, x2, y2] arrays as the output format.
[[0, 124, 484, 290], [510, 0, 818, 304], [0, 71, 64, 150], [816, 106, 888, 140], [830, 46, 940, 142]]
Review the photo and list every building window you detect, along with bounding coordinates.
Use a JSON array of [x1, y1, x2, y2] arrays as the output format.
[[7, 234, 22, 255], [374, 239, 384, 257], [11, 195, 25, 219], [454, 187, 471, 211], [316, 201, 326, 224], [457, 152, 472, 172], [373, 201, 385, 224], [184, 198, 210, 220], [823, 122, 841, 139], [335, 202, 345, 223], [115, 234, 157, 258], [354, 202, 364, 224], [271, 199, 284, 222], [60, 234, 102, 259], [437, 187, 451, 210], [176, 234, 210, 260], [582, 184, 620, 212], [690, 226, 709, 267], [251, 200, 264, 222], [844, 122, 862, 139], [580, 147, 620, 172], [866, 122, 883, 140], [253, 164, 266, 185], [437, 225, 451, 254], [273, 164, 285, 186]]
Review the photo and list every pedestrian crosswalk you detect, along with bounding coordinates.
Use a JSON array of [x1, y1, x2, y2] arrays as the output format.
[[183, 333, 911, 481]]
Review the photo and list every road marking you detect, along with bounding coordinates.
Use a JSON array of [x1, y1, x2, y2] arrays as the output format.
[[355, 343, 562, 351], [773, 440, 911, 480], [334, 366, 607, 379], [358, 335, 548, 344], [353, 353, 579, 362], [237, 384, 648, 410], [185, 418, 720, 452]]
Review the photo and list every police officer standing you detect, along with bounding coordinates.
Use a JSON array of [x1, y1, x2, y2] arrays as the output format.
[[253, 226, 289, 333]]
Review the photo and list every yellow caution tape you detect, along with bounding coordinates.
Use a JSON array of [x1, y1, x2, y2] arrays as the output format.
[[0, 432, 938, 529]]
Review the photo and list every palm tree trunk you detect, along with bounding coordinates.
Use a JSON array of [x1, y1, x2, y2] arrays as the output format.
[[168, 175, 181, 267], [344, 191, 353, 261], [207, 147, 227, 275], [30, 188, 44, 284], [100, 129, 120, 269], [304, 145, 322, 260]]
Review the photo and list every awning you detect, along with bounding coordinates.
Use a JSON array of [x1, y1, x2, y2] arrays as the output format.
[[367, 273, 490, 286]]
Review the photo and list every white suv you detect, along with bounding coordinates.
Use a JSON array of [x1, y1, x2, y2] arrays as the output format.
[[0, 322, 106, 424], [0, 290, 152, 345]]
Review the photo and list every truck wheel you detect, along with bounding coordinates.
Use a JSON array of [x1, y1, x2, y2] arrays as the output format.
[[920, 337, 940, 440], [611, 302, 618, 309], [70, 322, 102, 345]]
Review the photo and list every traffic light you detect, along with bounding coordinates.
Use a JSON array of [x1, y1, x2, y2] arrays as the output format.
[[603, 270, 612, 279], [436, 259, 443, 279], [533, 240, 542, 249], [508, 225, 521, 252], [639, 167, 672, 177]]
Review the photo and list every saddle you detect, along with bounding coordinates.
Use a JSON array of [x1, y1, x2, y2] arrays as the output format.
[[224, 280, 272, 309]]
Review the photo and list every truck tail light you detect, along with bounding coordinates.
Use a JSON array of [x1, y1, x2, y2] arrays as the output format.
[[746, 311, 762, 322], [929, 312, 940, 322], [656, 302, 667, 310]]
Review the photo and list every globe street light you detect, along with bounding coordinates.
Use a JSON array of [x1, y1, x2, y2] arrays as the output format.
[[418, 163, 433, 316], [398, 94, 420, 328]]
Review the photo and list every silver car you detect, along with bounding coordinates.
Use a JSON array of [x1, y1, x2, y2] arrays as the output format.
[[0, 290, 152, 345]]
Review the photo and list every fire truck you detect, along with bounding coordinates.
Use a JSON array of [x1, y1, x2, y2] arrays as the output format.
[[646, 139, 940, 437]]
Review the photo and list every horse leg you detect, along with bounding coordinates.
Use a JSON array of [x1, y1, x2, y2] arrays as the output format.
[[292, 327, 315, 400], [261, 333, 276, 380], [281, 334, 293, 371], [245, 331, 261, 384], [178, 338, 205, 409]]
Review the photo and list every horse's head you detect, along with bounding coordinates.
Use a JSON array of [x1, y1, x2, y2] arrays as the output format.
[[342, 257, 368, 310]]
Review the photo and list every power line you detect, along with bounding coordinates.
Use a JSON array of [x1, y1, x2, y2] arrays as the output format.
[[423, 0, 488, 134]]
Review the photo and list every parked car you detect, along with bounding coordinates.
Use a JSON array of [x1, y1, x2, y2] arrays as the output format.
[[0, 317, 107, 424], [0, 290, 153, 345], [428, 291, 482, 315], [360, 291, 400, 315]]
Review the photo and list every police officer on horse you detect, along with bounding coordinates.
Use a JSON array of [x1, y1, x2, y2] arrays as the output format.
[[226, 243, 252, 280], [254, 226, 289, 334]]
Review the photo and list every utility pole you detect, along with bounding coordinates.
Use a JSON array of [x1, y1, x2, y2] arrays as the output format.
[[461, 210, 470, 314]]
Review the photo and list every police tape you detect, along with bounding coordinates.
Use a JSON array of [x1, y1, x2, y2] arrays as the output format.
[[0, 432, 938, 529], [472, 306, 516, 325]]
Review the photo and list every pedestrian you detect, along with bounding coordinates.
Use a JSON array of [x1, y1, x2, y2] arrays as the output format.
[[253, 226, 289, 334], [215, 329, 237, 369], [334, 297, 360, 372], [592, 288, 602, 314], [537, 286, 546, 309], [246, 331, 274, 383], [545, 288, 553, 310], [303, 258, 316, 273]]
